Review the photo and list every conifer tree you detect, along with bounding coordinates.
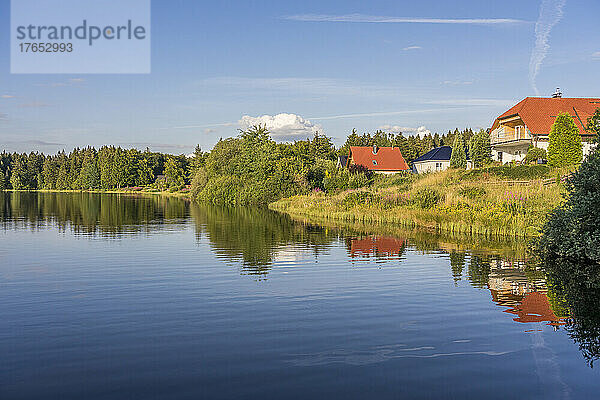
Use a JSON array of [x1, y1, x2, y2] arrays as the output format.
[[587, 108, 600, 142], [450, 131, 467, 168], [548, 113, 583, 168], [469, 129, 492, 168]]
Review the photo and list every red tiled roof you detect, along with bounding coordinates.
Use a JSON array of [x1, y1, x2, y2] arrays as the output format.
[[349, 146, 409, 171], [491, 97, 600, 136]]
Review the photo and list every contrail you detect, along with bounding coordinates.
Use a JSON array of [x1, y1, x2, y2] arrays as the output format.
[[529, 0, 566, 95], [284, 14, 529, 25]]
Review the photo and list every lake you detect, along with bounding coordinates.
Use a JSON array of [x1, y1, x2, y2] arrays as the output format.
[[1, 192, 598, 399]]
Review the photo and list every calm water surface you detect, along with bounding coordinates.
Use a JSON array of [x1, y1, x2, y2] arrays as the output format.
[[1, 192, 598, 399]]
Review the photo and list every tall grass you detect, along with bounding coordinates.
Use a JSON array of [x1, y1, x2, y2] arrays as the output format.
[[270, 167, 566, 238]]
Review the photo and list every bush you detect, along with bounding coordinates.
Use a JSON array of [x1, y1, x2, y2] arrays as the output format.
[[458, 186, 487, 200], [536, 149, 600, 262], [198, 175, 244, 206], [191, 168, 208, 198], [323, 169, 349, 193], [348, 173, 371, 189], [341, 191, 381, 208], [524, 146, 547, 164], [412, 188, 442, 209], [462, 165, 550, 180]]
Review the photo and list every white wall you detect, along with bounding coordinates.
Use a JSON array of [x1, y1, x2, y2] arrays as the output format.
[[414, 160, 450, 174]]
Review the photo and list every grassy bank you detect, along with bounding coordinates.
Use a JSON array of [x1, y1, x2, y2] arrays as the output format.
[[270, 166, 569, 238]]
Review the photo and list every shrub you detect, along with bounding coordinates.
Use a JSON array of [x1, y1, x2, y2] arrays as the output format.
[[524, 146, 547, 164], [348, 173, 371, 189], [198, 175, 244, 206], [462, 165, 550, 180], [536, 149, 600, 262], [458, 186, 487, 200], [412, 188, 442, 209], [341, 191, 381, 208], [191, 168, 209, 198]]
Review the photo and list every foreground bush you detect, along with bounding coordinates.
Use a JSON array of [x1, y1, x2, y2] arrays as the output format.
[[536, 149, 600, 262]]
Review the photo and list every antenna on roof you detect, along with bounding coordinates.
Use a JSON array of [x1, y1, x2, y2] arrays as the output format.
[[552, 88, 562, 98]]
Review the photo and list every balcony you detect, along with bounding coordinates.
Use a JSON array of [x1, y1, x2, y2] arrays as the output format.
[[491, 126, 532, 147]]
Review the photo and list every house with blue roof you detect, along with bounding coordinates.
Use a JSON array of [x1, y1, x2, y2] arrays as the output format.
[[412, 146, 472, 174]]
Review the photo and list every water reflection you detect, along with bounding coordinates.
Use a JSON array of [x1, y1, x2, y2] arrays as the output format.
[[544, 258, 600, 366], [189, 204, 339, 276], [346, 236, 406, 259], [2, 191, 599, 367], [0, 191, 188, 236]]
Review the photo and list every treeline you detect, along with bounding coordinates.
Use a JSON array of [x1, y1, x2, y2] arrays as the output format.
[[0, 146, 207, 191], [0, 126, 489, 205]]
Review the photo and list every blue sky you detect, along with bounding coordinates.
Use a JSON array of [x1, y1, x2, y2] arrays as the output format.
[[1, 0, 599, 154]]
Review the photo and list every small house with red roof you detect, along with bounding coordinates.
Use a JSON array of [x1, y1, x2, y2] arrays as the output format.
[[490, 94, 600, 163], [347, 145, 409, 174]]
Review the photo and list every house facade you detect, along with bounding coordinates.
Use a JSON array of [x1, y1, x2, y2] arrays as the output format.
[[412, 146, 452, 174], [490, 96, 600, 164], [347, 145, 409, 174], [412, 146, 473, 174]]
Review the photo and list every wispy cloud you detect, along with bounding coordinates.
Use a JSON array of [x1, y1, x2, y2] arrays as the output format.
[[34, 78, 86, 88], [592, 51, 600, 59], [442, 80, 474, 85], [1, 95, 16, 99], [425, 98, 514, 107], [204, 128, 217, 134], [17, 102, 51, 108], [529, 0, 566, 95], [283, 14, 529, 25], [3, 139, 65, 146], [308, 107, 470, 121], [402, 46, 422, 51], [198, 76, 396, 97], [0, 112, 7, 120]]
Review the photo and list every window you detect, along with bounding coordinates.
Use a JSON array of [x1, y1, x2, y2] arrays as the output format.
[[436, 162, 442, 170], [372, 160, 377, 166]]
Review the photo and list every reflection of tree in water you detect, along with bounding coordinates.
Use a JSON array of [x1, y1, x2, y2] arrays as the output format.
[[544, 258, 600, 367], [190, 204, 338, 277], [0, 191, 188, 236], [449, 251, 466, 284]]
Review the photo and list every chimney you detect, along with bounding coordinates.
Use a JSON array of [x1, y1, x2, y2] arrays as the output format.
[[552, 88, 562, 98], [372, 144, 378, 154]]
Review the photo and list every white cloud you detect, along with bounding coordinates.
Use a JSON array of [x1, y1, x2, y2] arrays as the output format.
[[1, 95, 15, 99], [284, 14, 529, 25], [239, 113, 323, 141], [204, 128, 216, 134], [529, 0, 566, 95], [378, 124, 431, 138], [593, 51, 600, 59], [402, 46, 422, 51]]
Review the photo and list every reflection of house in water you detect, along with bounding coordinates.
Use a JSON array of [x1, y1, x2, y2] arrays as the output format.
[[487, 258, 566, 328], [348, 236, 406, 259]]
